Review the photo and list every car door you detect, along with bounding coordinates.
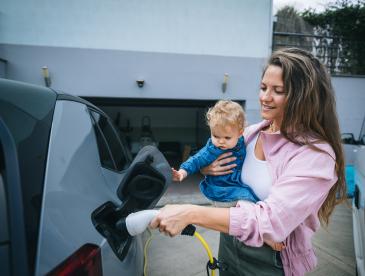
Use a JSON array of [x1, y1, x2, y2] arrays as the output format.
[[35, 99, 123, 275], [89, 109, 172, 270], [35, 99, 171, 276]]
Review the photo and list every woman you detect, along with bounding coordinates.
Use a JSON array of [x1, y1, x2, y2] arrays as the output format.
[[150, 48, 346, 275]]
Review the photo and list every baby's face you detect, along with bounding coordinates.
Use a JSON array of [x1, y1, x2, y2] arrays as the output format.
[[210, 124, 243, 150]]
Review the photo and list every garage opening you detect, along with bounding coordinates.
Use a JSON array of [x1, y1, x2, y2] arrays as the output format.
[[84, 97, 246, 205]]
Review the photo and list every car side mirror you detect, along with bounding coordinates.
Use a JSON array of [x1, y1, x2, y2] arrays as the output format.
[[341, 133, 356, 145]]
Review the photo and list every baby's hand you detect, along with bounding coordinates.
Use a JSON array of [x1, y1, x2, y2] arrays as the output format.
[[265, 240, 286, 251], [171, 168, 187, 182]]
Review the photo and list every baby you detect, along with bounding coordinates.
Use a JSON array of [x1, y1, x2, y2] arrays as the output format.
[[172, 100, 284, 251]]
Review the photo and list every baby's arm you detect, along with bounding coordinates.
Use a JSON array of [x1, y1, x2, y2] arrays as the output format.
[[180, 141, 218, 175], [173, 140, 219, 182], [172, 168, 188, 182]]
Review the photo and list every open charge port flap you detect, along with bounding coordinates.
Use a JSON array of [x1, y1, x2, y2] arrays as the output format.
[[116, 160, 165, 214], [91, 146, 172, 261]]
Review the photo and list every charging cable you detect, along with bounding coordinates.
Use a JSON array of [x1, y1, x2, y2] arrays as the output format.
[[122, 210, 223, 276], [181, 224, 222, 276], [143, 228, 154, 276]]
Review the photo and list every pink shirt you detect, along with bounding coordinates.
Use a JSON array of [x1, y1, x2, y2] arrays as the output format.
[[229, 121, 337, 276]]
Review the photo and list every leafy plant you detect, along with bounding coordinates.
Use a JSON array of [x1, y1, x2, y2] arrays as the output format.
[[301, 0, 365, 74]]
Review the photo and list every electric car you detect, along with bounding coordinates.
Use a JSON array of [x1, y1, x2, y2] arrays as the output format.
[[353, 144, 365, 276], [0, 79, 171, 276], [352, 120, 365, 276], [342, 117, 365, 276]]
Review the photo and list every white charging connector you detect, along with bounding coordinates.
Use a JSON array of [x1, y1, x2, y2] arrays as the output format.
[[125, 209, 160, 236]]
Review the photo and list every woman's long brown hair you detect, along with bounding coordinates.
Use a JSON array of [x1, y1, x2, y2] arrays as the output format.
[[266, 48, 346, 226]]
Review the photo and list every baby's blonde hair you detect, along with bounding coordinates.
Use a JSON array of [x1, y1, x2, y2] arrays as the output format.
[[206, 100, 245, 130]]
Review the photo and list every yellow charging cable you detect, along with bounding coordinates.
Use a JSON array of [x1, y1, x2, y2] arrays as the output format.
[[143, 225, 219, 276], [143, 228, 153, 276], [193, 231, 216, 276]]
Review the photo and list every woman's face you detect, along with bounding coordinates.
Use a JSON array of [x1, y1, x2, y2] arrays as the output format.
[[259, 65, 286, 127]]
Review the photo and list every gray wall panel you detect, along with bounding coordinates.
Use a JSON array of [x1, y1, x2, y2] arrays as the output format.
[[1, 44, 364, 136], [0, 44, 265, 101]]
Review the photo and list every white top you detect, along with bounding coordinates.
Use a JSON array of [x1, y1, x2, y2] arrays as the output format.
[[241, 132, 272, 200]]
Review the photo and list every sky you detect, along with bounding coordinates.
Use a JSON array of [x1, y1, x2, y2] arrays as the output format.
[[273, 0, 333, 14]]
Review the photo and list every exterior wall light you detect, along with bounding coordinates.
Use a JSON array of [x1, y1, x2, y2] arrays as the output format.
[[136, 79, 145, 88], [222, 73, 229, 93], [42, 66, 51, 87]]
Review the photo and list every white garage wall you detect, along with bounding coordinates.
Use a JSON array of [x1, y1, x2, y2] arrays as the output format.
[[333, 76, 365, 137], [0, 0, 272, 58]]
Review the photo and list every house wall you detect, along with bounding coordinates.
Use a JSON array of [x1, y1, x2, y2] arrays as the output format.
[[1, 43, 364, 137], [0, 0, 272, 58], [333, 76, 365, 138], [0, 44, 265, 102], [1, 0, 364, 137], [0, 0, 273, 133]]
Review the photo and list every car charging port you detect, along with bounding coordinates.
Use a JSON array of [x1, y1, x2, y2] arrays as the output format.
[[91, 147, 171, 262], [91, 201, 132, 261]]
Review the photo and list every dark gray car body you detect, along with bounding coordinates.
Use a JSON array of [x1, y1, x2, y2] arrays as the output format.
[[352, 119, 365, 276], [0, 79, 171, 275]]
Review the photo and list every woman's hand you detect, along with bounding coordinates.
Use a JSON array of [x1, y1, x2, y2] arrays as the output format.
[[149, 204, 193, 237], [200, 152, 237, 176]]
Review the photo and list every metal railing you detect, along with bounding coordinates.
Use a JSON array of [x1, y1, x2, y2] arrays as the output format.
[[273, 32, 365, 76]]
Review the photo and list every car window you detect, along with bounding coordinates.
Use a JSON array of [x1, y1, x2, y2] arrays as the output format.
[[90, 110, 127, 171]]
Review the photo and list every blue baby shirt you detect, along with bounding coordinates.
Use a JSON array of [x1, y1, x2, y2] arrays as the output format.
[[180, 136, 260, 202]]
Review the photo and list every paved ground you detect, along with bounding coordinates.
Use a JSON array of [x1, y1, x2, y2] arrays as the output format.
[[145, 177, 356, 276], [310, 201, 355, 276]]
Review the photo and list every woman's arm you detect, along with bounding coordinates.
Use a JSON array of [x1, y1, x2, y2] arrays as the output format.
[[151, 147, 239, 235], [200, 152, 237, 176], [150, 204, 230, 236], [152, 145, 337, 244]]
